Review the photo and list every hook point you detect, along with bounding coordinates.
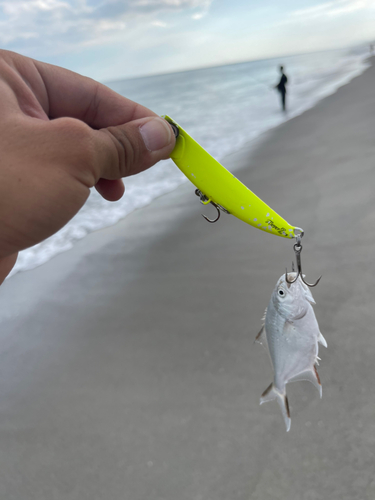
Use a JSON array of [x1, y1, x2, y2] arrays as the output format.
[[301, 274, 322, 288]]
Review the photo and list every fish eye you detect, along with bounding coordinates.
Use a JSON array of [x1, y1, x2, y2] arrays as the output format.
[[278, 288, 286, 297]]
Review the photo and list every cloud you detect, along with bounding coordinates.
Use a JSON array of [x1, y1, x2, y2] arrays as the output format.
[[151, 20, 168, 27], [1, 0, 73, 16], [290, 0, 375, 20], [0, 0, 213, 54]]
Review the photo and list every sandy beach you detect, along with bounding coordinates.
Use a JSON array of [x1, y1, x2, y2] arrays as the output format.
[[1, 58, 375, 500]]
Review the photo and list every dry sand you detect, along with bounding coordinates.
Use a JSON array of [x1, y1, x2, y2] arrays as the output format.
[[1, 59, 375, 500]]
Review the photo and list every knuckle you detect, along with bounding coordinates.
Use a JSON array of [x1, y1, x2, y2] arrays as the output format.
[[57, 118, 95, 160], [83, 80, 101, 124], [56, 116, 91, 140], [52, 117, 98, 183]]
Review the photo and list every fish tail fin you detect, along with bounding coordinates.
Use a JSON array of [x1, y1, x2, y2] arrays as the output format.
[[260, 383, 291, 432]]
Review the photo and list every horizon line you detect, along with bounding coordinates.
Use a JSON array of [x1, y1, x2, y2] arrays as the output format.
[[103, 41, 365, 85]]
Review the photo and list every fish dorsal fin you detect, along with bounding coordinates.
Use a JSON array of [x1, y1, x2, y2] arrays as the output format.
[[261, 307, 267, 323], [288, 368, 322, 398], [255, 308, 268, 345]]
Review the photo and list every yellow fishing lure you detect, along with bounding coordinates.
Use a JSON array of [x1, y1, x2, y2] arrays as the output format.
[[163, 115, 300, 239]]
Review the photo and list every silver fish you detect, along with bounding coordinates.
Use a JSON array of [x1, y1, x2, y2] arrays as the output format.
[[256, 272, 327, 431]]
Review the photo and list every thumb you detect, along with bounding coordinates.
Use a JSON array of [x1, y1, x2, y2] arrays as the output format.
[[92, 116, 176, 181]]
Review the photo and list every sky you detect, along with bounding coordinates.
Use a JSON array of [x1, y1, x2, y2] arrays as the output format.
[[0, 0, 374, 81]]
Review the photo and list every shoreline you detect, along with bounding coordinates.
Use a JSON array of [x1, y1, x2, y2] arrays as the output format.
[[1, 57, 375, 499], [10, 51, 371, 278]]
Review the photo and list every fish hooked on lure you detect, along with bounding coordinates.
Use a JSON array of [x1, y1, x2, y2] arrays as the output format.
[[256, 272, 327, 432]]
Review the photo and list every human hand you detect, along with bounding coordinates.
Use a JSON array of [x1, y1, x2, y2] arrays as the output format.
[[0, 50, 176, 283]]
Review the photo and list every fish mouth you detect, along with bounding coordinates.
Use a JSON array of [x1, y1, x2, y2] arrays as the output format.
[[283, 272, 297, 288]]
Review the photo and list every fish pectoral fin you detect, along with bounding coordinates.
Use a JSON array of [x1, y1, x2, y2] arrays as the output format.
[[260, 383, 291, 432], [318, 332, 328, 348], [288, 368, 322, 398]]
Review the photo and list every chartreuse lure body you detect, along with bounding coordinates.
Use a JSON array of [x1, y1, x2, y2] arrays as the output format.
[[163, 115, 299, 239]]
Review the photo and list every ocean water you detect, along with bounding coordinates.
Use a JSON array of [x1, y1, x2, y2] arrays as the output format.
[[11, 44, 370, 276]]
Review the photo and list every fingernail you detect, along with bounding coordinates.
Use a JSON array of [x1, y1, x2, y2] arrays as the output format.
[[140, 118, 172, 152]]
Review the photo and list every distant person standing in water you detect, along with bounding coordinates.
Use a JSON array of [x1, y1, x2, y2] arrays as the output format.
[[275, 65, 288, 112]]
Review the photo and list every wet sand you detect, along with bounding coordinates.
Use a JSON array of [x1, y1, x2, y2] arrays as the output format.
[[1, 59, 375, 499]]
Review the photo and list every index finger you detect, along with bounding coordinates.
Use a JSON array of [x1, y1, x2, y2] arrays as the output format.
[[33, 59, 157, 129]]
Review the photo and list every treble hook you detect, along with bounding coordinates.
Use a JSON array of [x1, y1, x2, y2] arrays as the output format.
[[285, 230, 322, 287], [195, 189, 221, 223], [202, 204, 221, 223]]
